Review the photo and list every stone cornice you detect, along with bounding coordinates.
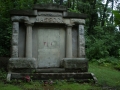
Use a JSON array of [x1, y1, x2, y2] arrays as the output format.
[[10, 10, 36, 16], [11, 16, 29, 22], [63, 12, 87, 19], [33, 4, 67, 11], [70, 19, 85, 25]]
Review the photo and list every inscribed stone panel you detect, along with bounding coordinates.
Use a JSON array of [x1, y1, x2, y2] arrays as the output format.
[[38, 28, 60, 67]]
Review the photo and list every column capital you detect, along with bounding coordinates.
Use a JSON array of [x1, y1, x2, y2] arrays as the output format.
[[65, 24, 73, 27], [70, 19, 85, 25], [25, 21, 34, 26], [11, 16, 29, 22]]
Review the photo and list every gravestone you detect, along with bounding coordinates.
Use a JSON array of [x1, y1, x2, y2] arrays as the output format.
[[7, 4, 97, 82]]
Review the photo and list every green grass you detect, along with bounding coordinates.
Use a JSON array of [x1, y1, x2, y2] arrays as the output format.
[[0, 62, 120, 90], [89, 62, 120, 87], [53, 82, 101, 90], [0, 82, 22, 90]]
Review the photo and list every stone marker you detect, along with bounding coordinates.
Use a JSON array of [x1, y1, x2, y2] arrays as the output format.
[[7, 4, 97, 83]]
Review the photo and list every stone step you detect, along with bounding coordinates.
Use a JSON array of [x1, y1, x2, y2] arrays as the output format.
[[9, 72, 97, 83], [36, 68, 65, 73]]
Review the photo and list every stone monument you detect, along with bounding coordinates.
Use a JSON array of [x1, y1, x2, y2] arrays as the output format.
[[7, 4, 97, 82]]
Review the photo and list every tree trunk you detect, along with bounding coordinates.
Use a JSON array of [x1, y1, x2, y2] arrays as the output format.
[[34, 0, 37, 4], [88, 0, 97, 34], [72, 0, 75, 9], [68, 0, 71, 8], [60, 0, 63, 5], [101, 0, 109, 26]]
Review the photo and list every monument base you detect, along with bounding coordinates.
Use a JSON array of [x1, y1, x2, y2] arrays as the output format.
[[7, 58, 97, 83], [7, 72, 97, 83]]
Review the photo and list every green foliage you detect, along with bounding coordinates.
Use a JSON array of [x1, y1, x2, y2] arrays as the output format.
[[0, 68, 7, 81], [113, 10, 120, 26], [86, 24, 120, 60], [0, 0, 34, 56], [0, 83, 22, 90], [86, 26, 108, 59], [68, 8, 80, 13], [91, 57, 120, 71]]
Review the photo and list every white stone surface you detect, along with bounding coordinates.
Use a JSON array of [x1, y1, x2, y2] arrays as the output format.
[[78, 25, 85, 57], [11, 22, 19, 58], [66, 25, 72, 58], [25, 23, 33, 58], [37, 27, 65, 67]]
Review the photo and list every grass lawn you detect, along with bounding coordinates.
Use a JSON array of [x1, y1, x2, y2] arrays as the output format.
[[89, 62, 120, 89], [0, 62, 120, 90]]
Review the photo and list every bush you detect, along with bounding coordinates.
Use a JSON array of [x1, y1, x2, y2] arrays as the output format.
[[91, 57, 120, 71], [0, 68, 7, 81]]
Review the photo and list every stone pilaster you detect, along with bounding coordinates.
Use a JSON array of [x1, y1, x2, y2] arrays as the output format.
[[78, 25, 85, 58], [66, 24, 72, 58], [11, 22, 19, 58], [25, 22, 33, 58]]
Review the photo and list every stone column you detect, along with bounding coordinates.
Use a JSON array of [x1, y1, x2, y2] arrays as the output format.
[[25, 22, 33, 58], [78, 25, 85, 58], [11, 22, 19, 58], [66, 24, 72, 58]]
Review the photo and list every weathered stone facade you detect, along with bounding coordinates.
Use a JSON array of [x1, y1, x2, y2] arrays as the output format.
[[7, 4, 91, 81]]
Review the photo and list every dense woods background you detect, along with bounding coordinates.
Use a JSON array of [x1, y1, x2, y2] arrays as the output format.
[[0, 0, 120, 61]]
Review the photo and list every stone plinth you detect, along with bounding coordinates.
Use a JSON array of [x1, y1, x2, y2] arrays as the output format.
[[63, 58, 88, 72], [10, 72, 97, 83], [9, 58, 37, 69]]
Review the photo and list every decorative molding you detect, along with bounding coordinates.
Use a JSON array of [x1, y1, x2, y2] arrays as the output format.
[[36, 16, 64, 23], [11, 16, 29, 22], [70, 19, 85, 24]]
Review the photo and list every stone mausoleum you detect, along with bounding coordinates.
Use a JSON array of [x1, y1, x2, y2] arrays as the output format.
[[7, 4, 96, 82]]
